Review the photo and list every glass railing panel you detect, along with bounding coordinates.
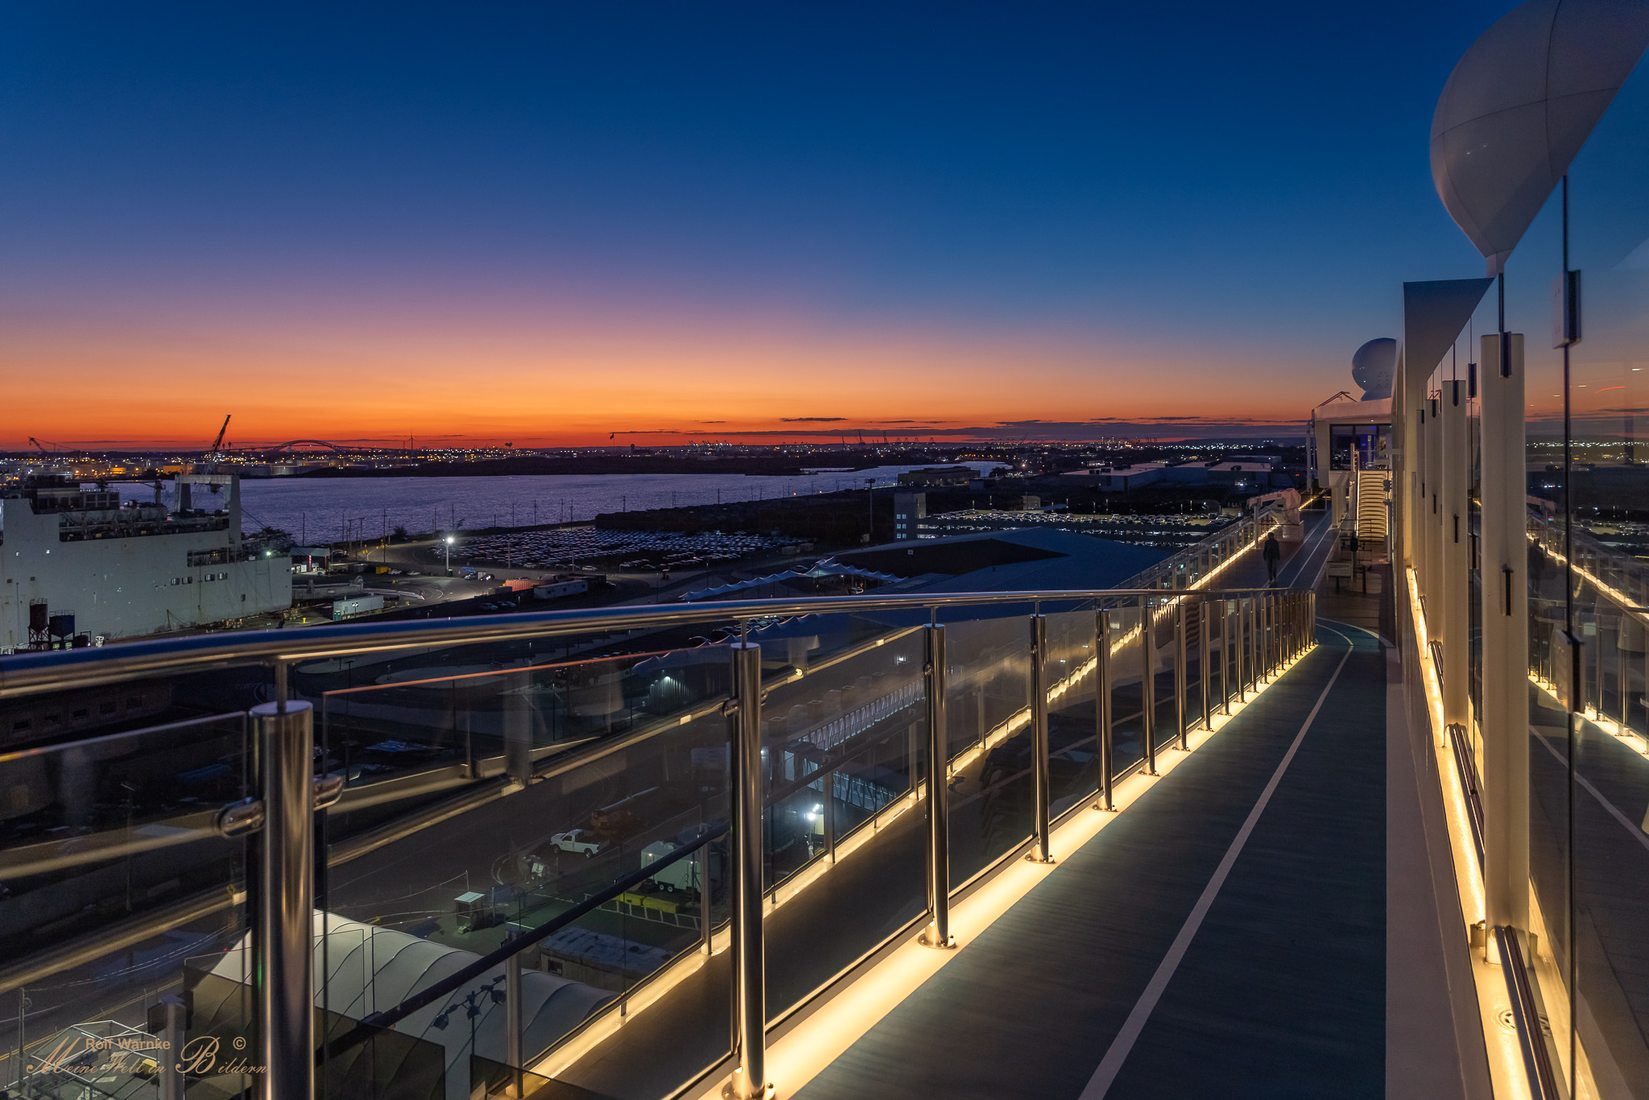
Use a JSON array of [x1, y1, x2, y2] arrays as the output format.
[[1146, 594, 1180, 753], [2, 827, 256, 1098], [0, 713, 253, 965], [17, 923, 262, 1100], [317, 1012, 448, 1100], [1469, 550, 1485, 780], [1178, 594, 1211, 737], [942, 609, 1029, 763], [943, 608, 1033, 885], [314, 637, 725, 804], [1107, 599, 1148, 776], [1045, 607, 1101, 816], [0, 658, 270, 745], [317, 636, 733, 1099], [761, 624, 921, 894], [764, 625, 925, 1018], [1479, 97, 1597, 1092], [1557, 51, 1649, 1089], [473, 1056, 551, 1099], [1209, 596, 1236, 719]]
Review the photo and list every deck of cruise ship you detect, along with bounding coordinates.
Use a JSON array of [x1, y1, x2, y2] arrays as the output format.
[[794, 612, 1391, 1100], [537, 507, 1474, 1100]]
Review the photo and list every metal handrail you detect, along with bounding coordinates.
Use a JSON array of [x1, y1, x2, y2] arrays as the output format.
[[0, 507, 1283, 699], [0, 521, 1278, 878], [0, 599, 1169, 885], [0, 586, 1285, 699]]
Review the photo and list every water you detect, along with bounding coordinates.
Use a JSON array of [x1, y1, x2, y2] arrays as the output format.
[[119, 463, 997, 541]]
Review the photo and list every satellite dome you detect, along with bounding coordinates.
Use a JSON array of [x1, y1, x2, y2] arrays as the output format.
[[1430, 0, 1649, 274], [1352, 338, 1397, 401]]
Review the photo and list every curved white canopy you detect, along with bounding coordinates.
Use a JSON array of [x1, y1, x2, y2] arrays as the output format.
[[1430, 0, 1649, 273]]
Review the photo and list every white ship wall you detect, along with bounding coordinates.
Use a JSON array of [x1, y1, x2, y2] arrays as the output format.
[[0, 504, 292, 649]]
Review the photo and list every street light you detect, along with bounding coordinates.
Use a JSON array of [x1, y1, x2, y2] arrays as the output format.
[[444, 534, 456, 575]]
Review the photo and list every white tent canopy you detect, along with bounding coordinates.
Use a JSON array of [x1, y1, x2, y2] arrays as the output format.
[[197, 912, 615, 1100]]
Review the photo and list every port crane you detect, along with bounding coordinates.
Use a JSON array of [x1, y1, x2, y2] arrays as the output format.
[[209, 414, 231, 454], [27, 437, 57, 456]]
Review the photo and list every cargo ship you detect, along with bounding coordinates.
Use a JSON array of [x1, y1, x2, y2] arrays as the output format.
[[0, 471, 293, 652]]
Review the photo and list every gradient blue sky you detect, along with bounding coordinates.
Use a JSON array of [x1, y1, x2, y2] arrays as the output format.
[[1, 2, 1509, 446]]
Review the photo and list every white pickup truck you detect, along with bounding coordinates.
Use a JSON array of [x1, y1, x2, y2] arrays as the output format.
[[548, 829, 603, 858]]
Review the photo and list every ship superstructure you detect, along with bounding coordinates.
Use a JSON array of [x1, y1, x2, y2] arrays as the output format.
[[0, 471, 292, 650]]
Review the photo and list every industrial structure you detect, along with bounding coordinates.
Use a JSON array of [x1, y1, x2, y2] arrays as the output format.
[[0, 472, 291, 650]]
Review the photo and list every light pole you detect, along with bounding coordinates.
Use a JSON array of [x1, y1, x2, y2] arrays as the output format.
[[444, 534, 455, 575]]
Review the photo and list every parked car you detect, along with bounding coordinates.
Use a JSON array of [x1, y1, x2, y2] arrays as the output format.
[[549, 828, 602, 858]]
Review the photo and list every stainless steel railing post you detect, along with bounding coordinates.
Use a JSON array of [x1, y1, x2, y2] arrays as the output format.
[[1249, 596, 1260, 684], [1279, 597, 1292, 666], [1220, 599, 1232, 714], [1262, 593, 1273, 676], [1095, 608, 1114, 811], [728, 642, 769, 1099], [1276, 593, 1285, 668], [1279, 593, 1292, 662], [1278, 593, 1288, 664], [1275, 592, 1283, 669], [1284, 593, 1295, 662], [1261, 593, 1271, 676], [1174, 602, 1189, 751], [1619, 634, 1628, 729], [506, 953, 524, 1098], [1141, 595, 1157, 775], [1275, 593, 1285, 667], [922, 624, 955, 947], [251, 699, 315, 1100], [1283, 592, 1291, 666], [1286, 593, 1299, 662], [1286, 593, 1294, 662], [700, 842, 715, 955], [1029, 615, 1054, 862], [823, 770, 836, 862], [1199, 598, 1212, 730], [1264, 594, 1272, 677], [156, 995, 187, 1100]]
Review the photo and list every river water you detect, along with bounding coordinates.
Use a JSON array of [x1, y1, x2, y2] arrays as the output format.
[[119, 463, 997, 541]]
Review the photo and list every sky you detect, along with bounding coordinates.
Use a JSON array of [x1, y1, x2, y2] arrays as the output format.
[[1, 2, 1511, 449]]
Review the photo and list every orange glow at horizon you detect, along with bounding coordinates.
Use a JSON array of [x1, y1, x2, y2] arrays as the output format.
[[3, 309, 1307, 449]]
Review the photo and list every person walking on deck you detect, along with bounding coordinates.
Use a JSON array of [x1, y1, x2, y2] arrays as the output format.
[[1263, 531, 1281, 584]]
